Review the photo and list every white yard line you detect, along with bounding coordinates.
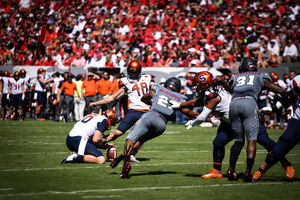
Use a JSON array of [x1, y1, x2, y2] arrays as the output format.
[[0, 182, 296, 198]]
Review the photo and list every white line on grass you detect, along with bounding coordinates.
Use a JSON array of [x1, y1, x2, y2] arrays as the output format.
[[0, 188, 13, 191], [82, 195, 124, 198], [0, 182, 296, 197]]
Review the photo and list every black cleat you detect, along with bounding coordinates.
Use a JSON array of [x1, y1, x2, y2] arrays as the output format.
[[110, 159, 119, 168], [227, 167, 238, 181], [120, 162, 132, 179], [243, 169, 252, 182]]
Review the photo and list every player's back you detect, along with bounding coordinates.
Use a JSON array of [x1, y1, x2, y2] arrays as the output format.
[[231, 72, 271, 101], [69, 114, 108, 139], [119, 75, 152, 110], [151, 84, 186, 121]]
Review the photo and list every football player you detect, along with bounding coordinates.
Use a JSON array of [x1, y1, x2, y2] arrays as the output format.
[[7, 71, 25, 121], [252, 75, 300, 181], [110, 77, 198, 178], [228, 57, 285, 181], [0, 71, 11, 120], [35, 68, 54, 120], [171, 71, 294, 180], [20, 69, 31, 120], [90, 60, 154, 162], [61, 109, 118, 164]]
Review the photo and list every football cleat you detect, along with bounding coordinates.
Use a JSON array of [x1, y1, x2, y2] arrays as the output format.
[[19, 117, 23, 121], [282, 163, 295, 179], [120, 162, 132, 179], [201, 168, 222, 179], [110, 159, 119, 168], [61, 152, 77, 164], [252, 171, 262, 182], [243, 169, 252, 182], [267, 123, 275, 129], [130, 155, 140, 163], [227, 167, 237, 181]]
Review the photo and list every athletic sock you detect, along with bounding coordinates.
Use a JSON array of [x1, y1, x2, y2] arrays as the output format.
[[73, 155, 84, 163], [213, 162, 222, 171], [229, 142, 243, 171], [132, 150, 138, 156], [246, 158, 255, 171], [259, 166, 266, 174], [114, 154, 124, 164], [124, 155, 130, 165]]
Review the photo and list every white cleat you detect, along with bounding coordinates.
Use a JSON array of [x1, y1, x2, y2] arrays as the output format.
[[61, 152, 78, 163], [130, 155, 140, 163]]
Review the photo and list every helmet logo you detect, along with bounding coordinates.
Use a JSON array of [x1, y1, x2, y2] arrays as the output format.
[[199, 74, 207, 83]]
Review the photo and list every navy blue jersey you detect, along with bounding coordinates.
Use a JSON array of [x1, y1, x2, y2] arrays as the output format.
[[151, 84, 186, 121]]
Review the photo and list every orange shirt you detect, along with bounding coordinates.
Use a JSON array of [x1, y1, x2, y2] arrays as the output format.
[[81, 79, 97, 96], [61, 81, 77, 96], [97, 78, 112, 95], [110, 79, 119, 95]]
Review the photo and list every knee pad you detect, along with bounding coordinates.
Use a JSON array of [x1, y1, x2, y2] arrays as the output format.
[[213, 139, 224, 150], [265, 152, 279, 166]]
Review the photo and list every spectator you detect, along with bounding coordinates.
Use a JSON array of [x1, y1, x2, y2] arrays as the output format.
[[81, 72, 100, 115], [212, 53, 224, 69], [283, 39, 298, 63], [96, 72, 111, 113], [74, 74, 85, 121], [94, 53, 106, 68], [71, 52, 86, 67]]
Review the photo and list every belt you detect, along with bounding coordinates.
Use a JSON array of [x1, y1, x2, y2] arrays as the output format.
[[233, 96, 253, 100]]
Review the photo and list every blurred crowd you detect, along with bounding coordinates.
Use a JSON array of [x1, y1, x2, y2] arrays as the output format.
[[0, 0, 300, 69]]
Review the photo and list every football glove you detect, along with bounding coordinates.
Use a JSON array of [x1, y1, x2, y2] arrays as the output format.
[[169, 100, 181, 108], [22, 94, 25, 101], [283, 105, 294, 120], [6, 94, 10, 100], [210, 116, 221, 126], [185, 120, 193, 130]]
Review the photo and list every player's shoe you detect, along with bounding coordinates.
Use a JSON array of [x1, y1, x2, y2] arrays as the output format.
[[275, 126, 280, 129], [110, 159, 119, 168], [120, 162, 132, 179], [130, 155, 140, 163], [201, 168, 222, 178], [282, 163, 295, 179], [267, 123, 275, 129], [61, 152, 77, 164], [19, 117, 23, 121], [4, 116, 11, 121], [252, 171, 262, 182], [36, 117, 46, 121], [0, 115, 3, 120], [227, 167, 237, 181], [243, 169, 252, 182]]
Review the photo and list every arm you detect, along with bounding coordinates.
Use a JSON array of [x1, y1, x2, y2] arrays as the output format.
[[141, 90, 155, 105], [56, 88, 61, 102], [263, 78, 285, 96], [38, 77, 54, 85], [180, 108, 199, 119], [90, 86, 126, 108], [51, 81, 56, 97], [92, 130, 107, 144]]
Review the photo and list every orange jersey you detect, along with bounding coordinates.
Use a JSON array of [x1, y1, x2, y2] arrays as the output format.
[[61, 81, 77, 96], [81, 79, 97, 96], [97, 79, 112, 95], [110, 79, 119, 95]]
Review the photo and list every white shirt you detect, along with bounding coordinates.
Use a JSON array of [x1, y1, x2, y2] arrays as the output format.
[[53, 77, 63, 94], [9, 78, 24, 95], [35, 74, 48, 92], [283, 44, 298, 57], [86, 58, 96, 68], [118, 25, 129, 35], [19, 0, 30, 8], [213, 58, 224, 68], [119, 75, 153, 110], [94, 57, 106, 68], [0, 77, 11, 94], [78, 21, 86, 32], [52, 54, 62, 66]]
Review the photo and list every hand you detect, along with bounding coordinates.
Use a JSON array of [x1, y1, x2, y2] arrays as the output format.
[[89, 102, 96, 108], [22, 94, 25, 101], [7, 94, 9, 100], [260, 107, 273, 114], [283, 105, 294, 120], [78, 97, 81, 102], [169, 100, 181, 108], [185, 120, 193, 130], [210, 116, 220, 126]]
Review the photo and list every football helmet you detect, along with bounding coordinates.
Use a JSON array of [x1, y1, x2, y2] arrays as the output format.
[[185, 72, 192, 80], [127, 60, 142, 79], [20, 69, 26, 78], [271, 74, 279, 83], [192, 71, 215, 93], [239, 57, 257, 73], [37, 68, 45, 74], [164, 77, 182, 93], [52, 99, 58, 107], [9, 73, 14, 78], [3, 70, 9, 77], [103, 109, 118, 126]]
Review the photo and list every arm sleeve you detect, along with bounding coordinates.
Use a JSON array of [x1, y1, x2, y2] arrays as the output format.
[[96, 119, 109, 133], [191, 106, 212, 126]]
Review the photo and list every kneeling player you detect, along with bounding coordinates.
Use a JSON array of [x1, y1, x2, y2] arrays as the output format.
[[61, 109, 118, 164]]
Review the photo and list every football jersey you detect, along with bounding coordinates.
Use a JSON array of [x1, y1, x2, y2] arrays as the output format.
[[151, 84, 187, 121], [0, 77, 11, 94], [119, 75, 153, 110], [230, 71, 271, 101], [69, 114, 110, 140], [53, 77, 63, 94], [21, 76, 31, 91], [204, 86, 231, 123], [9, 78, 24, 95], [35, 74, 48, 92]]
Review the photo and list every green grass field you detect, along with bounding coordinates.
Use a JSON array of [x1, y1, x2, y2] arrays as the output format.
[[0, 119, 299, 200]]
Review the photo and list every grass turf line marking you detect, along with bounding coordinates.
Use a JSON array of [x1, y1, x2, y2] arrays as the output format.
[[0, 188, 13, 191], [82, 195, 124, 198], [0, 182, 296, 197]]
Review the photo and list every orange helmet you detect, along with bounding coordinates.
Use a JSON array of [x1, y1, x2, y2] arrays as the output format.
[[185, 72, 192, 80], [192, 71, 215, 93], [271, 74, 279, 83], [127, 60, 142, 79], [270, 72, 277, 77], [52, 99, 58, 107], [9, 73, 14, 78], [3, 70, 9, 77], [103, 109, 118, 126], [37, 68, 45, 74], [20, 69, 26, 78]]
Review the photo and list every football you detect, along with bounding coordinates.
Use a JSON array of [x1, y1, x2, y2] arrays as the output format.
[[107, 146, 117, 161]]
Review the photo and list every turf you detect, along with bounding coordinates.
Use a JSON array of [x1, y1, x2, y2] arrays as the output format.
[[0, 119, 299, 200]]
